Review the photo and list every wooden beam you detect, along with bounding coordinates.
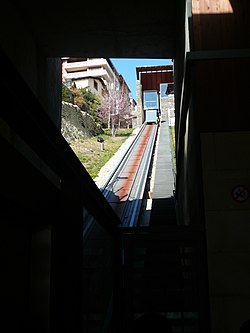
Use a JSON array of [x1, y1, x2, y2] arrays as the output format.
[[187, 48, 250, 61]]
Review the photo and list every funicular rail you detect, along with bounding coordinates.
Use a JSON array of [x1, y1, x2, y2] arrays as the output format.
[[101, 123, 158, 227], [81, 123, 158, 332]]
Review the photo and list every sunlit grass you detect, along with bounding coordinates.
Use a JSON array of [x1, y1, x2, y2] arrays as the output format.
[[70, 128, 134, 178], [169, 126, 176, 171]]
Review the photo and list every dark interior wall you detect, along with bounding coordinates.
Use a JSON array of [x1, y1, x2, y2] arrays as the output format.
[[173, 0, 190, 139], [0, 220, 30, 332], [191, 0, 250, 133], [37, 55, 62, 129], [192, 1, 250, 51], [0, 3, 62, 130], [194, 58, 250, 132], [29, 226, 52, 333], [173, 0, 195, 225], [0, 3, 38, 95]]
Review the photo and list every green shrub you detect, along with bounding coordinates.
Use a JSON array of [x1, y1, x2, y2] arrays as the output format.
[[62, 84, 73, 103]]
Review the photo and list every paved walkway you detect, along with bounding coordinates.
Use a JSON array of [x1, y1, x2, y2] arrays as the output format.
[[149, 120, 177, 226]]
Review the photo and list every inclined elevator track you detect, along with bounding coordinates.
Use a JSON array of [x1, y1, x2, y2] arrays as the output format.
[[83, 121, 210, 333]]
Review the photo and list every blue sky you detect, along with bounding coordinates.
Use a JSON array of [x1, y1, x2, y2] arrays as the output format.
[[110, 58, 173, 100]]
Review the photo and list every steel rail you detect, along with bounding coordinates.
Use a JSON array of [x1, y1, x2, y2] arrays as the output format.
[[120, 124, 158, 227], [102, 123, 158, 226], [83, 123, 148, 241], [100, 123, 147, 193]]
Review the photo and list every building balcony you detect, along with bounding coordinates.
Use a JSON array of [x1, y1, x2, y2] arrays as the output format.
[[65, 68, 112, 81], [64, 58, 113, 75]]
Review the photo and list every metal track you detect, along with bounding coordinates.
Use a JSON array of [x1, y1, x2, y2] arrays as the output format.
[[101, 123, 158, 227]]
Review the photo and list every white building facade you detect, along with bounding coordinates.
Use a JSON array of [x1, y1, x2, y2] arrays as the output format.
[[62, 57, 130, 97]]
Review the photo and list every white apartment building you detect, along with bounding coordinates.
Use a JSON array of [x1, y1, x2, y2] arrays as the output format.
[[62, 57, 130, 97]]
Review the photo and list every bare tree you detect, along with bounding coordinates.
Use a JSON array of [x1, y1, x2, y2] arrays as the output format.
[[98, 88, 131, 136]]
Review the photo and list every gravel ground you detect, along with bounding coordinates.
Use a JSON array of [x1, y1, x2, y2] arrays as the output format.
[[94, 127, 140, 188]]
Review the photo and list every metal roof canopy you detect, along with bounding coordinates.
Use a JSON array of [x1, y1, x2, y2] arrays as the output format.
[[136, 65, 174, 92]]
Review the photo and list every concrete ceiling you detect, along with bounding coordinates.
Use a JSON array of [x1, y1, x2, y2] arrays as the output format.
[[13, 1, 180, 59]]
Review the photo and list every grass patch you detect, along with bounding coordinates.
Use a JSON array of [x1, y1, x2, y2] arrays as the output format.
[[169, 126, 176, 171], [69, 128, 134, 178]]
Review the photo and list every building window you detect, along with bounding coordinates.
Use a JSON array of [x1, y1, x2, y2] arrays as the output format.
[[143, 90, 159, 109], [94, 80, 98, 91], [160, 83, 168, 98]]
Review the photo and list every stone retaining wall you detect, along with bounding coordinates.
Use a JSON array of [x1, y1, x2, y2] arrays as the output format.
[[61, 101, 103, 142]]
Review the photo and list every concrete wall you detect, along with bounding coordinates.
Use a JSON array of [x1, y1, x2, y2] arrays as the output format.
[[136, 80, 143, 126]]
